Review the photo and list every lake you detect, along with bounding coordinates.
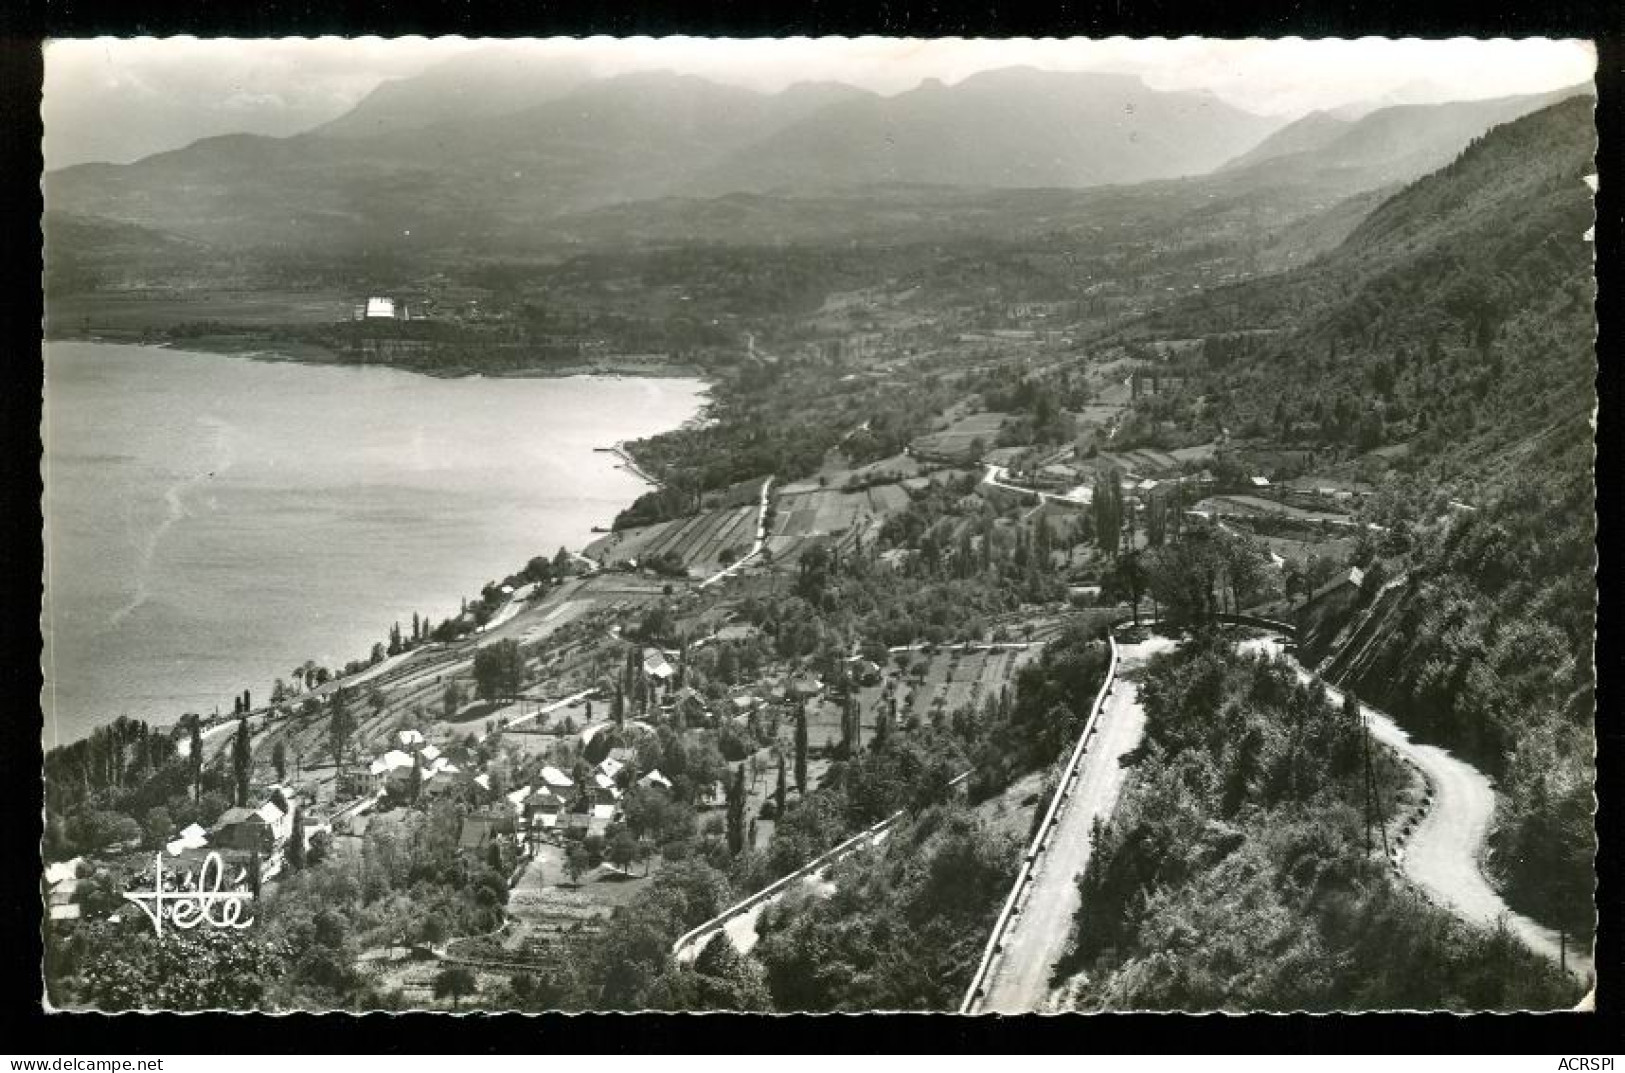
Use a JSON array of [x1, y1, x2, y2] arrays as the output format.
[[41, 342, 707, 747]]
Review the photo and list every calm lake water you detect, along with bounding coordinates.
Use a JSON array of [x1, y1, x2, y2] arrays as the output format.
[[42, 342, 706, 747]]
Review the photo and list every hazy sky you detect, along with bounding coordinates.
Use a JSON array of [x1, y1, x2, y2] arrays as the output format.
[[43, 36, 1596, 169]]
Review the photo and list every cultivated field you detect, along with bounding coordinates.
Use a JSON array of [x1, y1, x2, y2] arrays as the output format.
[[794, 643, 1044, 751], [910, 412, 1010, 459], [585, 506, 757, 576]]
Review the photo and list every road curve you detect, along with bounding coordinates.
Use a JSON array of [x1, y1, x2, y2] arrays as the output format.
[[1269, 648, 1593, 985], [978, 638, 1167, 1013]]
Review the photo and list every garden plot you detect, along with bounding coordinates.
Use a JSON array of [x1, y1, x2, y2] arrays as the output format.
[[846, 643, 1043, 739], [772, 487, 900, 540], [910, 412, 1010, 460]]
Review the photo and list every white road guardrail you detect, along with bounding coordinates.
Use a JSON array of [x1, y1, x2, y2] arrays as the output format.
[[958, 631, 1120, 1013], [673, 770, 972, 964]]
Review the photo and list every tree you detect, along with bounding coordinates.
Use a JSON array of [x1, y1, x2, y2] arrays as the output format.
[[726, 765, 746, 856], [420, 914, 448, 947], [408, 752, 423, 803], [473, 639, 525, 702], [231, 717, 252, 808], [77, 928, 288, 1012], [270, 740, 287, 783], [609, 829, 639, 873], [794, 707, 809, 796], [286, 804, 306, 871], [1093, 468, 1123, 556], [443, 681, 463, 720], [328, 688, 355, 785], [874, 697, 892, 750], [188, 719, 204, 803], [432, 966, 478, 1010], [775, 755, 788, 818], [565, 843, 590, 886], [141, 806, 172, 850], [841, 692, 861, 757]]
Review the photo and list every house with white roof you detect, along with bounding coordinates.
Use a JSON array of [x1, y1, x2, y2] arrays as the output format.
[[255, 799, 294, 848], [369, 749, 415, 792], [421, 757, 464, 797], [642, 648, 675, 682], [47, 876, 80, 921], [539, 765, 575, 792], [165, 823, 209, 857], [598, 756, 625, 782], [588, 777, 622, 820], [43, 858, 84, 887], [638, 769, 673, 792], [528, 787, 567, 833]]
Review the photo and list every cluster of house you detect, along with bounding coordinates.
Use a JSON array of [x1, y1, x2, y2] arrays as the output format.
[[45, 784, 321, 923], [363, 722, 686, 855], [368, 729, 469, 800], [481, 750, 679, 853]]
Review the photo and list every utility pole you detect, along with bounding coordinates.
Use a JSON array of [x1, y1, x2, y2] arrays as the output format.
[[1361, 701, 1374, 857]]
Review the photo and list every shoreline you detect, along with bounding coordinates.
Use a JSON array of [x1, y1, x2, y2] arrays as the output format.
[[43, 338, 710, 752], [48, 331, 712, 384]]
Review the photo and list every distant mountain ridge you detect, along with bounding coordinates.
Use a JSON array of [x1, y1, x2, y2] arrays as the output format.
[[311, 46, 598, 139], [1217, 85, 1587, 185], [43, 62, 1589, 261], [47, 65, 1280, 252], [682, 67, 1280, 193]]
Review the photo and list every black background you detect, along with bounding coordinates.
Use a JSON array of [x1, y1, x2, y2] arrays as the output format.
[[0, 0, 1618, 1053]]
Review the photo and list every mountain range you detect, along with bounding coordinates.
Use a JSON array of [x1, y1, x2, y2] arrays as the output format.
[[43, 55, 1590, 260]]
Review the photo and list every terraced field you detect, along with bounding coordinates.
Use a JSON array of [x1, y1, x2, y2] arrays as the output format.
[[585, 506, 756, 575], [772, 485, 911, 540]]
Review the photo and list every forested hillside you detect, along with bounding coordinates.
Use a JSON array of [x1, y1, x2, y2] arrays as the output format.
[[1122, 96, 1597, 937], [1062, 640, 1578, 1011]]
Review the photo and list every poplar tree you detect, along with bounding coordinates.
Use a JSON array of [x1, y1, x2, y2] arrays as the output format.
[[775, 755, 787, 818], [232, 717, 252, 807], [188, 719, 204, 802], [794, 708, 809, 795], [726, 765, 746, 856], [287, 803, 306, 871]]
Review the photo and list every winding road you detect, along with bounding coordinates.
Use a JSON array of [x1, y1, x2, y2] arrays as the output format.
[[1253, 639, 1594, 986]]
